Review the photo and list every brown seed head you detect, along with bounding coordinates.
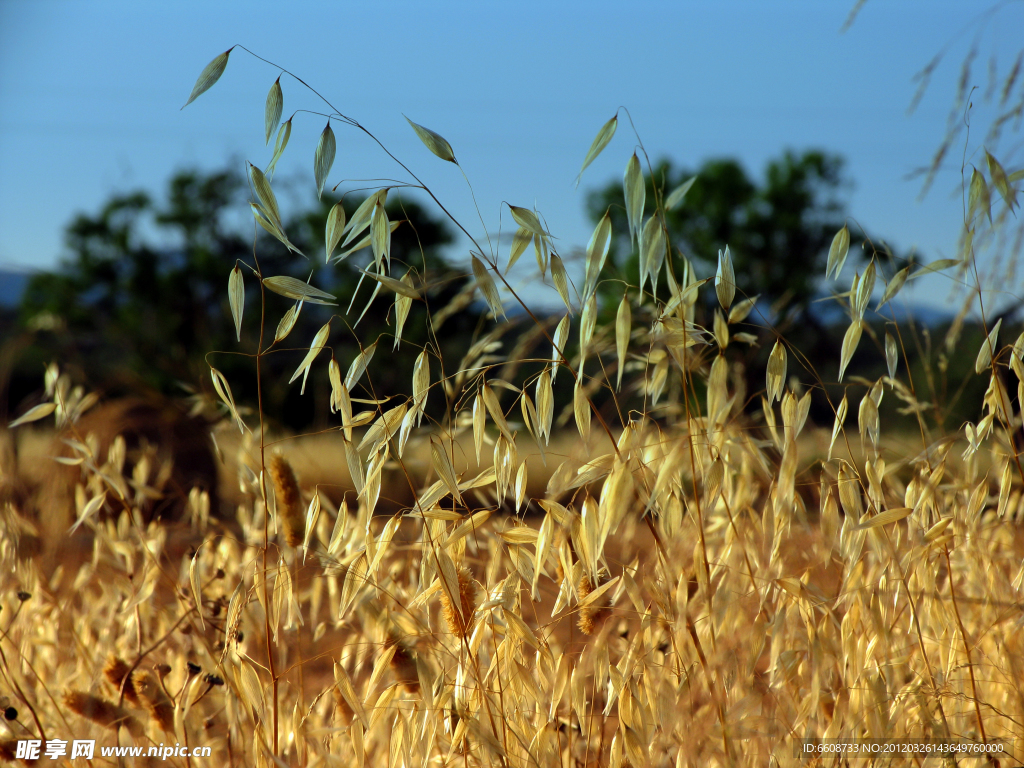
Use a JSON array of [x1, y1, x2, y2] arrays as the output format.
[[0, 740, 22, 764], [441, 566, 478, 638], [102, 656, 139, 704], [578, 572, 609, 636], [63, 690, 140, 735], [269, 453, 303, 547], [133, 671, 175, 733]]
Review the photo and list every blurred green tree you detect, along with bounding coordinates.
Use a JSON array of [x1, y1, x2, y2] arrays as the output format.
[[17, 167, 469, 429], [583, 150, 891, 424], [586, 150, 851, 317]]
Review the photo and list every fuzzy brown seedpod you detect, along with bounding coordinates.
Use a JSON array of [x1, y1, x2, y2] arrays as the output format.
[[577, 572, 609, 636], [0, 737, 39, 765], [133, 671, 174, 733], [0, 739, 27, 764], [63, 690, 140, 735], [385, 637, 420, 692], [103, 656, 139, 704], [441, 567, 478, 638], [269, 453, 303, 547]]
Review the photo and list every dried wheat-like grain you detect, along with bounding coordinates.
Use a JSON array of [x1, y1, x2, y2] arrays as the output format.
[[269, 453, 303, 547]]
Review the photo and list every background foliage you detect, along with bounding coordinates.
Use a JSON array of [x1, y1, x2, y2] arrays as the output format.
[[11, 169, 477, 429]]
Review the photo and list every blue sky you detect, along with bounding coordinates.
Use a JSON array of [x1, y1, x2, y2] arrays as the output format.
[[1, 0, 1021, 311]]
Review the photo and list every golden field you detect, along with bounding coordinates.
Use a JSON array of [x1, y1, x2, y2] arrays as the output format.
[[2, 386, 1024, 767]]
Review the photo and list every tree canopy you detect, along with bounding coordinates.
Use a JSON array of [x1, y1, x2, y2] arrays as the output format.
[[16, 167, 469, 428], [11, 152, 892, 428], [586, 150, 851, 316]]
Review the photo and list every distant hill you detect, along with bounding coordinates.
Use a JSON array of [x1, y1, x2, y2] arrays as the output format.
[[0, 270, 31, 307]]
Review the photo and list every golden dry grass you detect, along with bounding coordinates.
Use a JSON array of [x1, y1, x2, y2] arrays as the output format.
[[3, 407, 1024, 766]]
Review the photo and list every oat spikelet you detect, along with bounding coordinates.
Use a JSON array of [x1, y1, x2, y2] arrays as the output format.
[[103, 656, 139, 704], [386, 637, 420, 692], [133, 671, 175, 732], [578, 572, 609, 635], [332, 685, 353, 727], [554, 526, 569, 582], [269, 453, 303, 547], [441, 566, 478, 637], [63, 690, 140, 734]]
